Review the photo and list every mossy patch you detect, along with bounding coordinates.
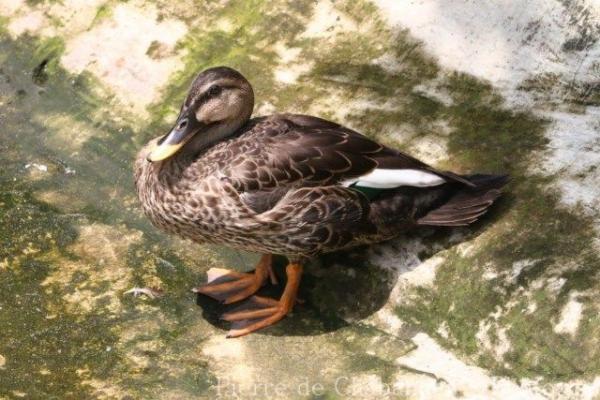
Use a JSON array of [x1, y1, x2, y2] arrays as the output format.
[[0, 162, 118, 398], [2, 0, 599, 395], [90, 3, 113, 28], [394, 74, 600, 381], [0, 31, 222, 398], [519, 71, 600, 107]]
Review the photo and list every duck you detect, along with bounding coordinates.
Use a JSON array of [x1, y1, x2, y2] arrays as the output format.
[[134, 66, 508, 338]]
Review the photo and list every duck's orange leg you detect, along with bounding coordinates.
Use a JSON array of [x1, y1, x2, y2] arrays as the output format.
[[193, 254, 277, 304], [222, 263, 303, 338]]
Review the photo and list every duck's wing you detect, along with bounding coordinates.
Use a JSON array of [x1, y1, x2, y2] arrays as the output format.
[[223, 114, 473, 198], [251, 185, 377, 254]]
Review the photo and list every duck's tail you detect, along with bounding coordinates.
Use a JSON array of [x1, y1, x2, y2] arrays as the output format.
[[416, 174, 509, 227]]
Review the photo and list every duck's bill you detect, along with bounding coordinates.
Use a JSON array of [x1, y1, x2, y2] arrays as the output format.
[[147, 116, 203, 162], [147, 140, 186, 162]]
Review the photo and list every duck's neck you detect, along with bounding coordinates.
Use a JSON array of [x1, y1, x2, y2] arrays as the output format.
[[178, 117, 249, 161]]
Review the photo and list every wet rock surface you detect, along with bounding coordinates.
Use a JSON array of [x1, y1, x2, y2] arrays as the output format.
[[0, 1, 598, 399]]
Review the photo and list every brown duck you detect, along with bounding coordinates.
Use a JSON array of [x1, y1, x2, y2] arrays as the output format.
[[135, 66, 507, 337]]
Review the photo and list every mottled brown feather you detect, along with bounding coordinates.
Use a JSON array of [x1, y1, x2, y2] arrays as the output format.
[[135, 111, 506, 261]]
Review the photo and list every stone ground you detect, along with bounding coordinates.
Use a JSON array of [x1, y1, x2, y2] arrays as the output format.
[[0, 0, 599, 399]]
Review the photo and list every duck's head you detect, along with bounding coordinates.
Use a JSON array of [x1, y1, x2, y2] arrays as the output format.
[[147, 66, 254, 162]]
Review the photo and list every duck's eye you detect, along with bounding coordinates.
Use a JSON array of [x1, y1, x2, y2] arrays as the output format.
[[207, 85, 222, 97]]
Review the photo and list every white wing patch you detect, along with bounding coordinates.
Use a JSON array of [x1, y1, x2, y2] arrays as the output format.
[[342, 168, 446, 188]]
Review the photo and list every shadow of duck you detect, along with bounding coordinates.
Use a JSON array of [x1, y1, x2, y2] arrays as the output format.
[[195, 224, 498, 337], [195, 190, 513, 337]]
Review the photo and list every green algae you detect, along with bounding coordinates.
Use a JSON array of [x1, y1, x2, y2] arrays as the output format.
[[0, 160, 118, 399], [1, 0, 599, 397], [90, 3, 114, 28], [394, 74, 600, 381], [0, 30, 221, 398]]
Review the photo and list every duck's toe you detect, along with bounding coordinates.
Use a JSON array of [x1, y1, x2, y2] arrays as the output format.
[[223, 263, 303, 338], [193, 268, 263, 303], [193, 254, 275, 304], [223, 295, 292, 338]]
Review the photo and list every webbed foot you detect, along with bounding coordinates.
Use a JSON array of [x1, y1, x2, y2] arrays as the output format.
[[193, 254, 276, 304], [221, 263, 303, 338]]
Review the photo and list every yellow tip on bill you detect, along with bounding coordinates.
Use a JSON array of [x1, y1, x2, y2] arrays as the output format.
[[147, 142, 184, 162]]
